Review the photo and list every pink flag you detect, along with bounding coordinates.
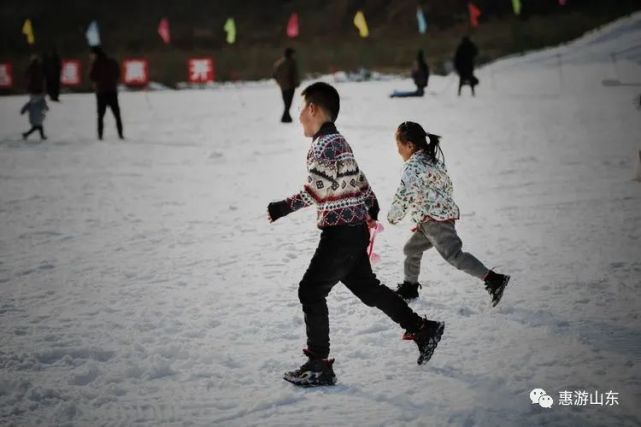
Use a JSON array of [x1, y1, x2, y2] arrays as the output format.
[[468, 2, 481, 28], [158, 18, 170, 44], [287, 12, 299, 38]]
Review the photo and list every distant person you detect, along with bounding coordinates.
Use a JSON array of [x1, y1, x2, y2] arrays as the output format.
[[43, 49, 61, 102], [272, 47, 300, 123], [388, 121, 510, 304], [89, 46, 124, 140], [25, 54, 46, 96], [454, 36, 479, 96], [20, 95, 49, 140], [21, 55, 48, 140], [390, 50, 430, 98], [267, 82, 445, 387]]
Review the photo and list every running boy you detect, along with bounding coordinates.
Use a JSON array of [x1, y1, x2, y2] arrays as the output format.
[[388, 121, 509, 305], [267, 83, 444, 387]]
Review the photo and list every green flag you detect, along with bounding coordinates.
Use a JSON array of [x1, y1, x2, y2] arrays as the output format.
[[512, 0, 522, 15], [224, 18, 236, 44]]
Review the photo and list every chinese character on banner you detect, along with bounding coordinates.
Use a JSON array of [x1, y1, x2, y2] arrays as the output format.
[[0, 63, 13, 88], [188, 58, 215, 83], [123, 59, 149, 86], [61, 60, 82, 86]]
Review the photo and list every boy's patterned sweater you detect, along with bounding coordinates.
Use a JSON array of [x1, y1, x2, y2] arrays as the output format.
[[387, 150, 460, 225], [269, 122, 379, 228]]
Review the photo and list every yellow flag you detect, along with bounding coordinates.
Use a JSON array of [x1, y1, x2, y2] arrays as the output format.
[[353, 11, 369, 38], [22, 19, 35, 45], [224, 18, 236, 44]]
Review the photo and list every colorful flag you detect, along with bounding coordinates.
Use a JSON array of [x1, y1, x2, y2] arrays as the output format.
[[287, 12, 299, 38], [158, 18, 170, 44], [22, 19, 35, 45], [417, 7, 427, 34], [512, 0, 522, 15], [85, 20, 100, 47], [353, 11, 369, 38], [224, 18, 236, 44], [468, 3, 481, 28]]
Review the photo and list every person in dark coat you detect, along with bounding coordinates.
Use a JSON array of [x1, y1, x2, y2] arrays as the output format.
[[272, 47, 300, 123], [43, 49, 61, 102], [89, 46, 124, 140], [25, 54, 46, 96], [391, 50, 430, 98], [454, 36, 479, 96]]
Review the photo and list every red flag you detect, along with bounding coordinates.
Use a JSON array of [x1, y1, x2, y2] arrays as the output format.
[[287, 12, 299, 38], [558, 0, 567, 5], [158, 18, 170, 44], [468, 2, 481, 28]]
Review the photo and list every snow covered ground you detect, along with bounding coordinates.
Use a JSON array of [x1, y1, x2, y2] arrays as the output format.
[[1, 12, 640, 427]]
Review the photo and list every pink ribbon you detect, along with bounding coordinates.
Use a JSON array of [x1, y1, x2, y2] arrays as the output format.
[[367, 222, 384, 264]]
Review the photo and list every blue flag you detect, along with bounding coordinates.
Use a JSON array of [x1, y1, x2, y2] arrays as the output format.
[[86, 20, 100, 47], [417, 7, 427, 34]]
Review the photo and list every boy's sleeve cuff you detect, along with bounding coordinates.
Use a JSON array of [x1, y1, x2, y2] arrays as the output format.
[[268, 200, 292, 222]]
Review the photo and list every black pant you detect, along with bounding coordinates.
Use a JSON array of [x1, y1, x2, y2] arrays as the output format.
[[458, 74, 479, 96], [299, 224, 423, 358], [97, 92, 123, 139], [23, 125, 45, 139], [281, 88, 295, 122]]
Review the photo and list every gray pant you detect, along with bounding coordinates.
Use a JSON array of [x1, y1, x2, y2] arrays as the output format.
[[403, 221, 489, 283]]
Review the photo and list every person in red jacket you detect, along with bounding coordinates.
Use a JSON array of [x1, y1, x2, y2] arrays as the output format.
[[89, 47, 124, 140]]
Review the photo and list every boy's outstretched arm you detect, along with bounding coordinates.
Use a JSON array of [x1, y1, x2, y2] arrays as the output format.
[[267, 153, 331, 222], [267, 188, 314, 222]]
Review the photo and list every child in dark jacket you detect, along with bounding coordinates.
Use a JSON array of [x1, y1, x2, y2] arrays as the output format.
[[388, 121, 509, 305], [268, 83, 444, 387], [21, 95, 48, 140]]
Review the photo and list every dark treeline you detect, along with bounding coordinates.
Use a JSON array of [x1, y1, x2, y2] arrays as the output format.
[[0, 0, 639, 89], [1, 0, 638, 53]]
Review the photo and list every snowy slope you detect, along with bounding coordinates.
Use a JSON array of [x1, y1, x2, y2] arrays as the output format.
[[1, 12, 640, 427]]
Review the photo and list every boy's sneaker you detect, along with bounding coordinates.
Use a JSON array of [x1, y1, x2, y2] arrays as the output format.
[[403, 318, 445, 365], [396, 281, 422, 300], [484, 271, 510, 307], [283, 349, 337, 387]]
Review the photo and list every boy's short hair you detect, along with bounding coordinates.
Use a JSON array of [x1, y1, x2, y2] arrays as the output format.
[[301, 82, 340, 122]]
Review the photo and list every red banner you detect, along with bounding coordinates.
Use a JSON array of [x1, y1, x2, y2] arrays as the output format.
[[0, 63, 13, 88], [123, 58, 149, 86], [188, 58, 215, 83], [61, 60, 82, 86]]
